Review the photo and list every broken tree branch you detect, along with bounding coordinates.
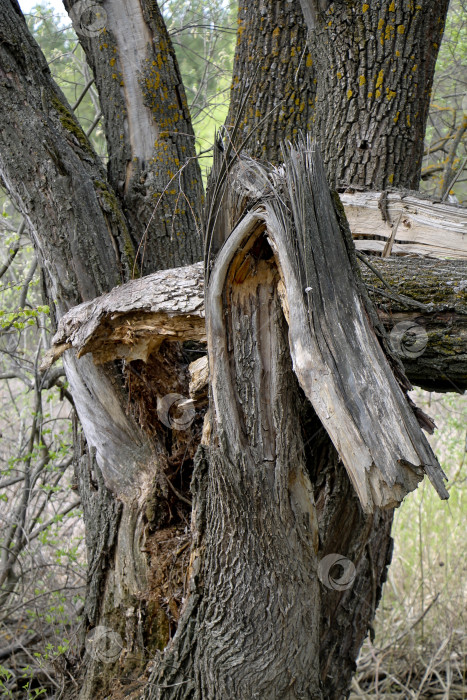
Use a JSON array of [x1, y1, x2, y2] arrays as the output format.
[[40, 258, 467, 394]]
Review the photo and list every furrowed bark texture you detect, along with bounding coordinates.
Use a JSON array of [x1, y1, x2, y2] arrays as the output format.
[[1, 0, 463, 697], [152, 302, 323, 699], [300, 0, 450, 189], [0, 5, 200, 696], [309, 435, 394, 699], [225, 0, 316, 164], [0, 0, 152, 495], [147, 146, 448, 699], [147, 194, 323, 700], [0, 2, 133, 312], [64, 0, 204, 273], [0, 0, 175, 497]]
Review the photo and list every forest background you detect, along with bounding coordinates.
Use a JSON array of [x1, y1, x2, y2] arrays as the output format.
[[0, 0, 465, 697]]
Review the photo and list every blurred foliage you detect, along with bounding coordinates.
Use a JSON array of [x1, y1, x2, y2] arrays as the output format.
[[161, 0, 236, 173], [421, 0, 467, 203]]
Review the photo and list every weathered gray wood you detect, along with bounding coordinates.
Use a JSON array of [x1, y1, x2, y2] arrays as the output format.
[[149, 213, 323, 700], [343, 190, 467, 258], [204, 144, 449, 512], [41, 232, 467, 396], [41, 262, 205, 369]]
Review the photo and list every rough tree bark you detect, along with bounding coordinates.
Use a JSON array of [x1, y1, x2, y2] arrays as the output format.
[[299, 0, 451, 189], [133, 146, 447, 699], [42, 254, 467, 396], [0, 2, 202, 696], [208, 2, 454, 697], [225, 0, 315, 163], [0, 0, 461, 698], [63, 0, 204, 273]]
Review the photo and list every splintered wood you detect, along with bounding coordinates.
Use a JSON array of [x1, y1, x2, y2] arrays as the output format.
[[41, 146, 454, 513], [205, 142, 449, 513], [343, 190, 467, 259], [40, 263, 205, 370]]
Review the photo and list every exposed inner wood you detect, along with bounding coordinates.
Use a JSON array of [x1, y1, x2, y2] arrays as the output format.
[[151, 145, 449, 698], [41, 187, 467, 366], [343, 190, 467, 258], [203, 146, 449, 514], [40, 262, 205, 370], [103, 0, 156, 163], [188, 355, 209, 402], [39, 162, 460, 514], [150, 224, 323, 699], [41, 258, 467, 398]]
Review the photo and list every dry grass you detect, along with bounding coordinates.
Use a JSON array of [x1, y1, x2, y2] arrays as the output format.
[[352, 391, 467, 699]]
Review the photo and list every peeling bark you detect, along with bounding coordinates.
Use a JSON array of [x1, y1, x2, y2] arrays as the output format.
[[64, 0, 204, 274], [146, 145, 448, 699]]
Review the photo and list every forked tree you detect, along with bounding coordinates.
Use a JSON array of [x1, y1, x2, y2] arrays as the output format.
[[0, 0, 465, 698]]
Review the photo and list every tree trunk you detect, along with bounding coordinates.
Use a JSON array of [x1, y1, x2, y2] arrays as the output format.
[[0, 0, 457, 698], [63, 0, 204, 274], [147, 145, 448, 700], [299, 0, 450, 190], [225, 0, 316, 164], [0, 3, 200, 695], [203, 2, 452, 697]]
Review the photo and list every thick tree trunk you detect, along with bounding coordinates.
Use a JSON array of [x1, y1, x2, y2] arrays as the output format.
[[204, 3, 453, 698], [148, 281, 323, 698], [0, 0, 458, 698], [146, 145, 449, 699], [0, 4, 199, 695], [64, 0, 204, 273], [225, 0, 316, 164], [299, 0, 450, 190]]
